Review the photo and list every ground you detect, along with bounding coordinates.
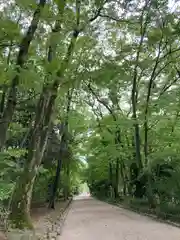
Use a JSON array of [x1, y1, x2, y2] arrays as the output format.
[[59, 196, 180, 240]]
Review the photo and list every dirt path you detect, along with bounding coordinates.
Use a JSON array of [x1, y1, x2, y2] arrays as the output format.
[[59, 197, 180, 240]]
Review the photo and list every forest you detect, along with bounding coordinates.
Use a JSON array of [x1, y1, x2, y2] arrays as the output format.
[[0, 0, 180, 235]]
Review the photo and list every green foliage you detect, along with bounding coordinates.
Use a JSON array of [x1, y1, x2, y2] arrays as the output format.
[[0, 182, 14, 201], [1, 0, 180, 228]]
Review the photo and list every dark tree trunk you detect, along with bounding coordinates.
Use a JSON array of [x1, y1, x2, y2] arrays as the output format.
[[48, 131, 67, 209], [120, 161, 126, 196], [109, 162, 113, 187], [130, 161, 146, 198], [133, 121, 142, 169], [48, 158, 62, 209], [143, 45, 162, 208], [49, 88, 73, 208], [131, 58, 142, 170], [0, 85, 7, 118], [131, 2, 150, 170], [114, 160, 119, 199], [64, 163, 70, 201]]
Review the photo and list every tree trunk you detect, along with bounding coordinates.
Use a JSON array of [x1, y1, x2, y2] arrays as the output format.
[[133, 122, 142, 169], [120, 161, 126, 196], [131, 1, 151, 170], [0, 85, 7, 118], [143, 45, 162, 208], [109, 162, 113, 185], [48, 158, 62, 209], [49, 89, 72, 208], [48, 132, 66, 209], [10, 167, 37, 229], [146, 173, 156, 208], [64, 163, 70, 201], [114, 159, 119, 199], [9, 92, 52, 228]]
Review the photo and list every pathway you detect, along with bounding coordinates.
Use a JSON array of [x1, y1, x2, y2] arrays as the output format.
[[59, 197, 180, 239]]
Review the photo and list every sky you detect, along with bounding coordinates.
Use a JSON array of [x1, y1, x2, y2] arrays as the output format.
[[168, 0, 180, 12]]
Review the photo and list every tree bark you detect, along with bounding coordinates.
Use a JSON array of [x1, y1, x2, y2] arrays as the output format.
[[0, 85, 7, 118], [9, 91, 52, 228], [131, 81, 142, 170], [63, 162, 70, 201], [48, 131, 66, 209], [120, 161, 127, 196], [10, 170, 36, 229], [48, 158, 62, 209], [109, 162, 113, 186], [114, 159, 119, 199]]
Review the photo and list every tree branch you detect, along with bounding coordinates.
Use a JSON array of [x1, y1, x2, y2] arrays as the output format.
[[87, 83, 116, 121], [99, 13, 135, 24]]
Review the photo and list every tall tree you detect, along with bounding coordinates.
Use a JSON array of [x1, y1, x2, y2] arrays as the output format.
[[0, 0, 46, 150]]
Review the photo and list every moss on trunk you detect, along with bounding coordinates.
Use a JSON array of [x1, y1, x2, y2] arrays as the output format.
[[9, 170, 36, 229]]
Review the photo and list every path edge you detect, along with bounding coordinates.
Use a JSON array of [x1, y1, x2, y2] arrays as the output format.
[[56, 197, 73, 237], [44, 197, 73, 239], [6, 198, 73, 240], [97, 198, 180, 229]]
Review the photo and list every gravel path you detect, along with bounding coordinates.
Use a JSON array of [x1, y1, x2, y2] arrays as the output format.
[[59, 197, 180, 240]]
